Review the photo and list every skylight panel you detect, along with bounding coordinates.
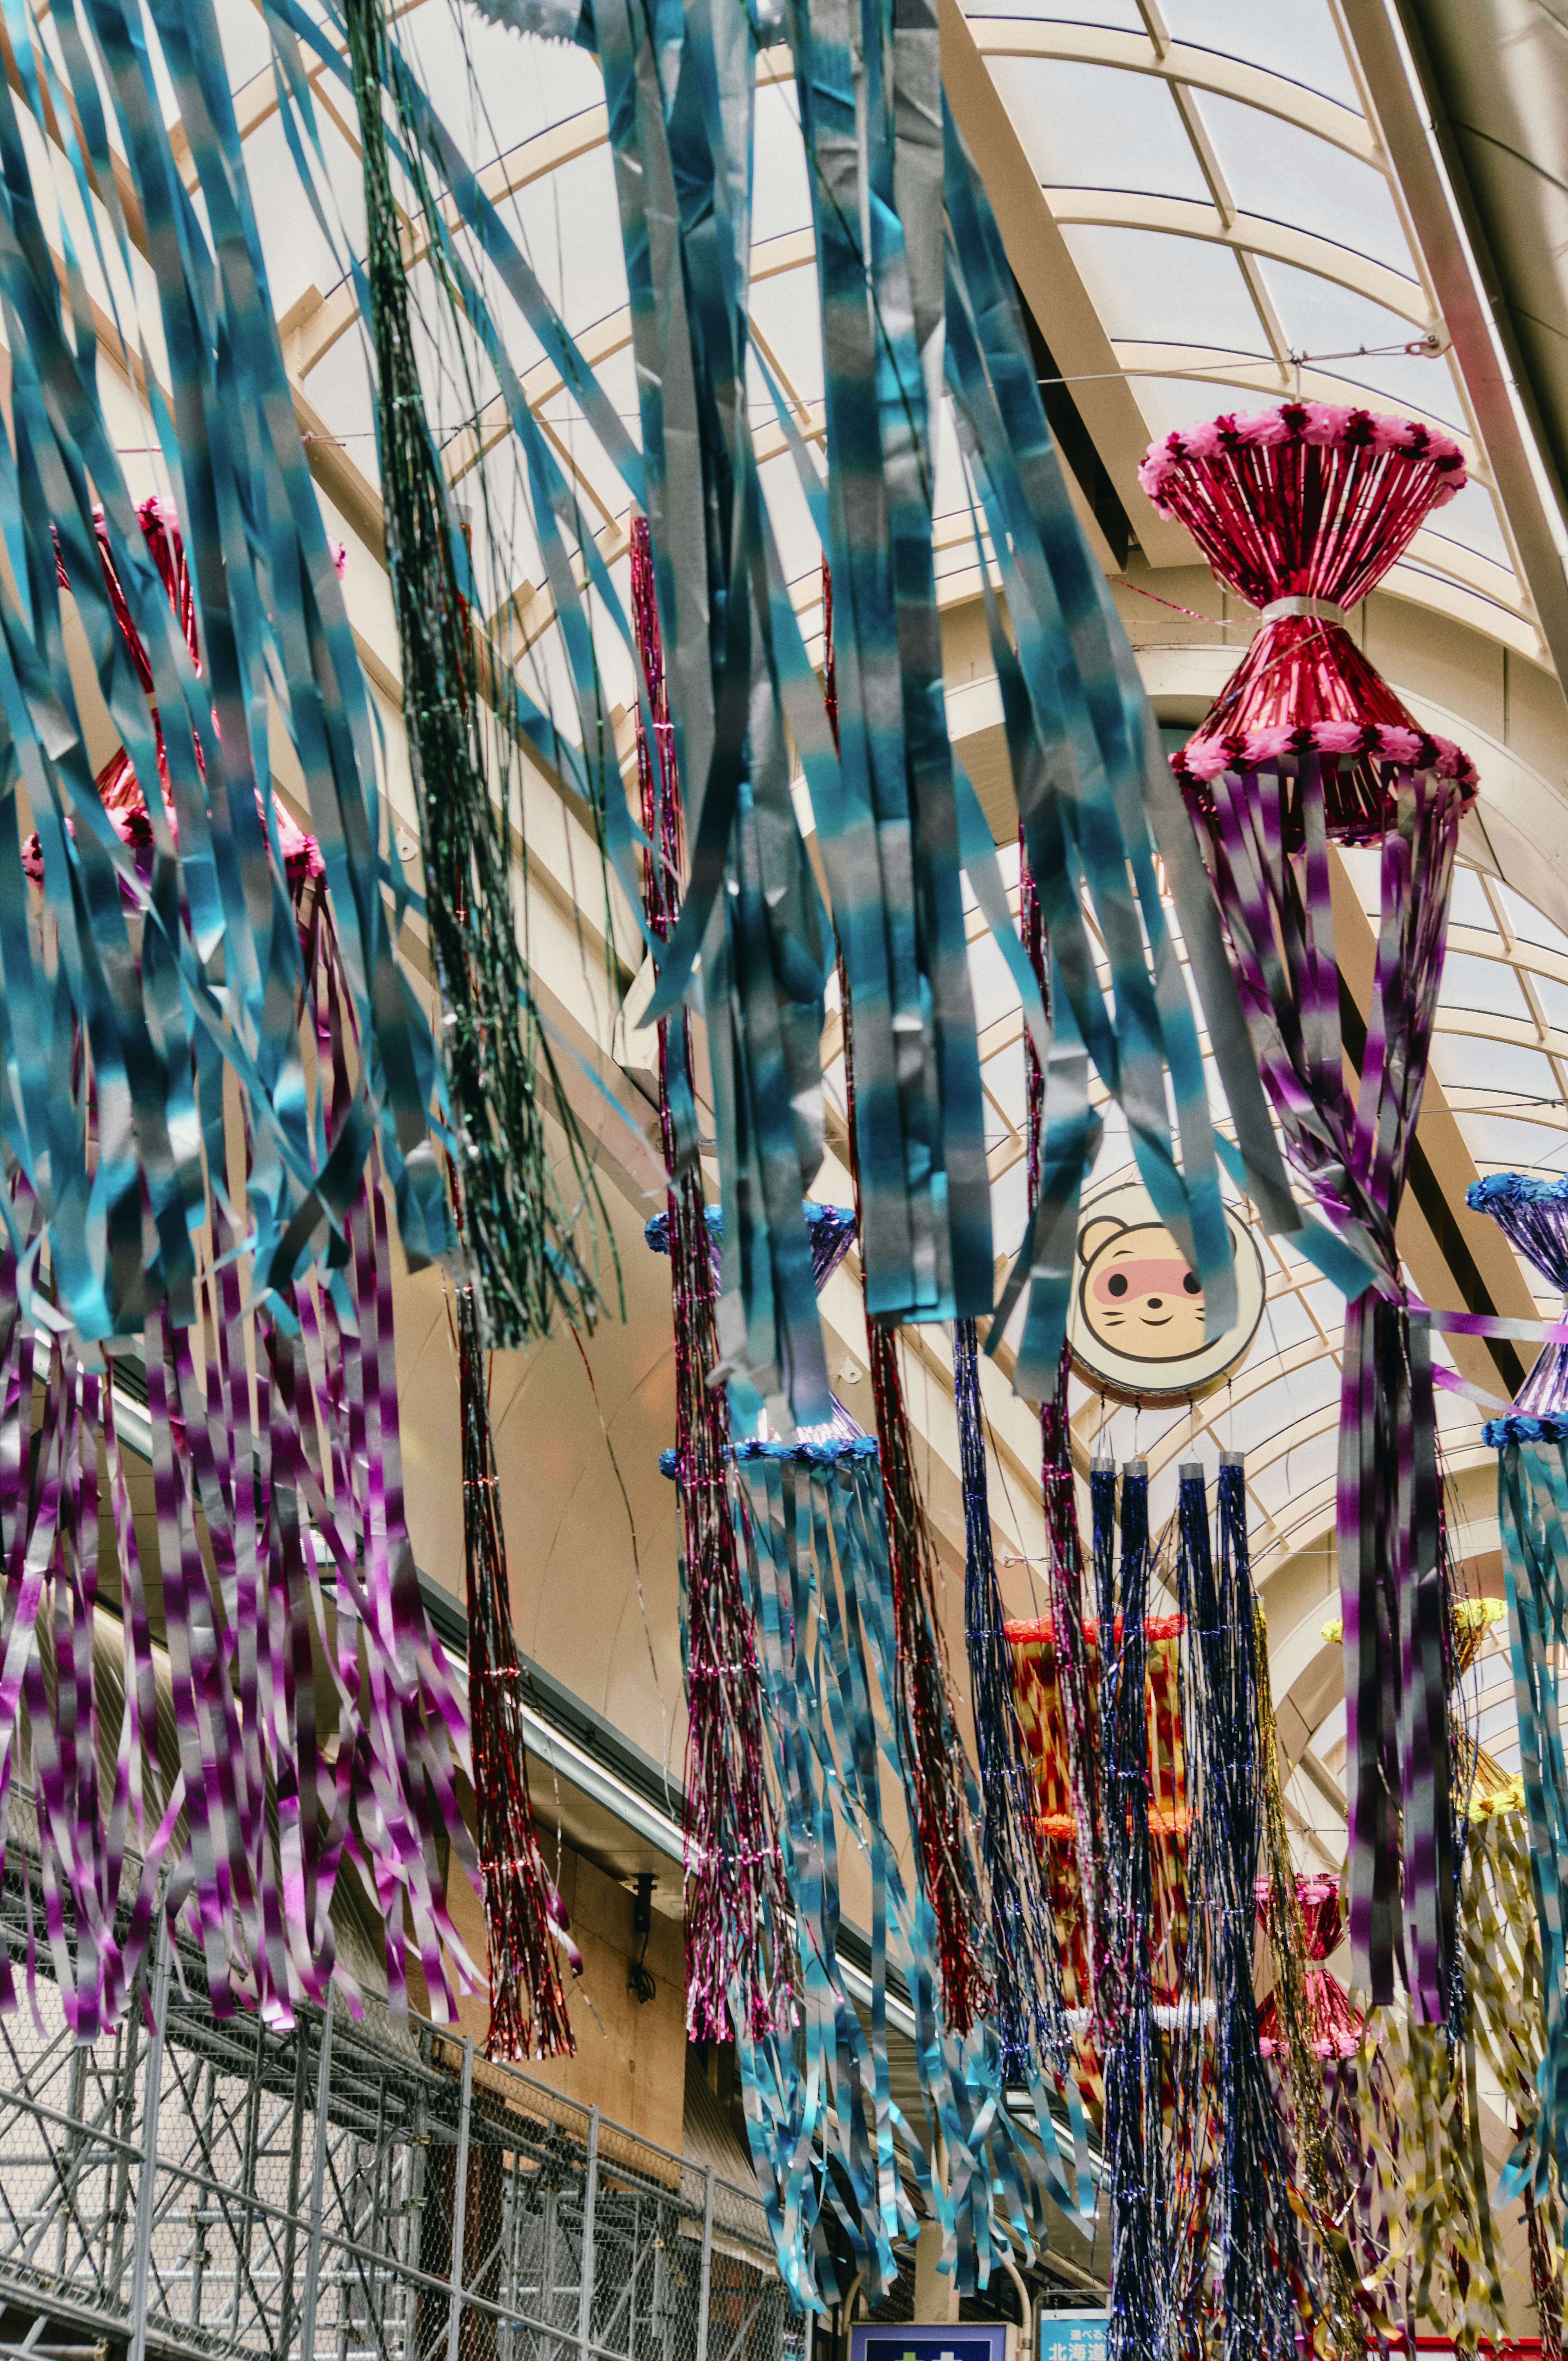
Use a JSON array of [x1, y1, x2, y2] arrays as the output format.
[[1448, 868, 1499, 929], [1188, 89, 1410, 277], [966, 0, 1146, 24], [1438, 951, 1533, 1020], [753, 81, 812, 242], [1421, 480, 1515, 571], [750, 267, 825, 405], [1130, 372, 1290, 444], [1058, 222, 1263, 348], [213, 0, 275, 89], [1429, 1036, 1559, 1100], [1456, 1112, 1568, 1172], [1494, 884, 1568, 960], [1252, 259, 1451, 391], [1528, 973, 1568, 1035], [1158, 0, 1362, 111], [991, 57, 1210, 200]]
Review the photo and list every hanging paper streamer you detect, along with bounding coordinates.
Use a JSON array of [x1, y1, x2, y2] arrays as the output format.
[[954, 1316, 1069, 2080], [1144, 401, 1477, 2020], [630, 520, 793, 2045], [1465, 1172, 1568, 2205], [726, 1433, 1091, 2310], [1014, 1469, 1196, 2349], [0, 0, 450, 1355], [1308, 1594, 1549, 2347], [1173, 1459, 1298, 2361], [343, 0, 606, 1350], [452, 1179, 579, 2062], [839, 984, 989, 2036], [819, 567, 988, 2037], [436, 0, 1301, 1414], [0, 494, 477, 2033], [1474, 1426, 1568, 2201]]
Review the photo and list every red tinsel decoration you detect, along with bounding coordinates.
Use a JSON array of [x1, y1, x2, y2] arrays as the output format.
[[1141, 401, 1474, 842], [824, 559, 989, 2037], [1256, 1874, 1364, 2061], [454, 1196, 579, 2061], [633, 520, 792, 2043]]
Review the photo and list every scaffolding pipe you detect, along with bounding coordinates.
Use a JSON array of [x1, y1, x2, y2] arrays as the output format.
[[577, 2107, 599, 2361], [297, 1995, 336, 2361], [127, 1911, 171, 2361], [445, 2037, 474, 2361], [694, 2167, 714, 2361]]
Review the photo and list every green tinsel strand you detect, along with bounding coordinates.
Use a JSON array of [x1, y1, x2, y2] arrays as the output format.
[[343, 0, 604, 1344]]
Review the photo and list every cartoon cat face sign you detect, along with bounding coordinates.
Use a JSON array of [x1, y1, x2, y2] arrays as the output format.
[[1067, 1181, 1266, 1401]]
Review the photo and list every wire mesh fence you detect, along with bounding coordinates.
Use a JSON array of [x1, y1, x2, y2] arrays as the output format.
[[0, 1795, 806, 2361]]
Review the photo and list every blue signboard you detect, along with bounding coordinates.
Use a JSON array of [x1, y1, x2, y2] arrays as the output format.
[[1038, 2313, 1107, 2361], [850, 2329, 1008, 2361]]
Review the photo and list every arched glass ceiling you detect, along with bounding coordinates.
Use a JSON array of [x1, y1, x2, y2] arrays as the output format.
[[187, 0, 1546, 705], [959, 0, 1542, 656]]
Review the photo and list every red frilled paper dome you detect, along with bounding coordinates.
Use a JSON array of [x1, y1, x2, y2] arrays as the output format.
[[1138, 401, 1477, 841]]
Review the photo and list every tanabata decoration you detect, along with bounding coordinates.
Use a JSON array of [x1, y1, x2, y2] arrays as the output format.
[[630, 518, 793, 2046], [450, 1196, 581, 2061], [1009, 1466, 1191, 2351], [346, 0, 616, 2055], [402, 0, 1305, 1441], [822, 565, 989, 2036], [1469, 1171, 1568, 2205], [955, 1314, 1069, 2083], [343, 0, 608, 1348], [1018, 860, 1110, 2031], [644, 1201, 858, 1296], [1012, 1458, 1296, 2359], [1307, 1590, 1547, 2348], [1, 503, 477, 2035], [728, 1431, 1093, 2311], [1171, 1459, 1298, 2361], [1143, 400, 1480, 2019]]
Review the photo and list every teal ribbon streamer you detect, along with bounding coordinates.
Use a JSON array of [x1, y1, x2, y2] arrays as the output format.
[[1494, 1436, 1568, 2203], [0, 0, 448, 1337], [732, 1436, 1094, 2310], [461, 0, 1303, 1420]]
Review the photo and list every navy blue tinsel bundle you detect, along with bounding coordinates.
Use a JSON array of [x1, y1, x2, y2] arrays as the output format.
[[1095, 1459, 1167, 2361], [954, 1317, 1069, 2080], [1176, 1459, 1298, 2361]]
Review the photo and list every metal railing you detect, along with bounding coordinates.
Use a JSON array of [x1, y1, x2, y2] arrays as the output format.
[[0, 1802, 804, 2361]]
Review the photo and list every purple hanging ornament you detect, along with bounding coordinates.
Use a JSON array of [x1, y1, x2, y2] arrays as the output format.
[[1143, 401, 1477, 2020]]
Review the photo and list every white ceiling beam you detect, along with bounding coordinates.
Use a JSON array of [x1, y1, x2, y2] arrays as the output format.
[[963, 14, 1383, 168], [940, 0, 1193, 568]]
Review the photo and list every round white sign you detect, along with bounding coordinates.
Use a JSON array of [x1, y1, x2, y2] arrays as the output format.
[[1067, 1180, 1266, 1402]]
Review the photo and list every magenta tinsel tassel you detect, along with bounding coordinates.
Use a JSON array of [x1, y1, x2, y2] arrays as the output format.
[[633, 522, 792, 2042], [454, 1191, 579, 2062]]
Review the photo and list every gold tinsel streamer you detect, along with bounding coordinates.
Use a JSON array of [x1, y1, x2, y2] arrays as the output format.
[[1310, 1594, 1564, 2347], [1255, 1606, 1363, 2357]]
